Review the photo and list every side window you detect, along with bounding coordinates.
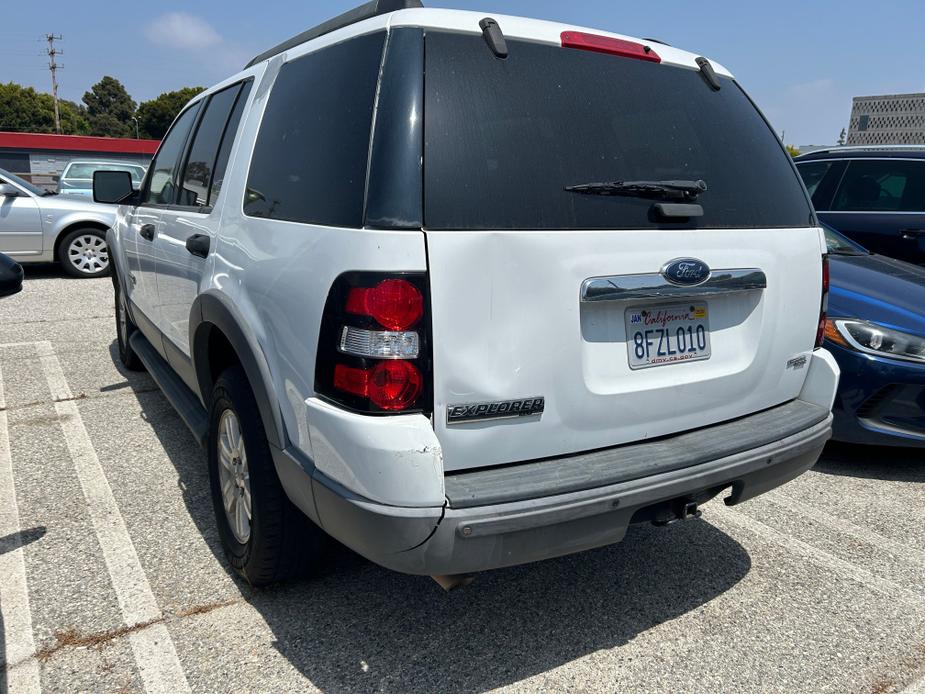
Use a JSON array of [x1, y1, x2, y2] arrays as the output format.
[[208, 81, 252, 207], [832, 159, 925, 212], [244, 31, 385, 227], [142, 103, 201, 206], [178, 82, 245, 208], [796, 161, 833, 201]]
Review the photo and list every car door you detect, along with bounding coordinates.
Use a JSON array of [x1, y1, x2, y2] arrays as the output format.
[[125, 102, 202, 352], [0, 177, 44, 256], [154, 80, 251, 390], [818, 158, 925, 264]]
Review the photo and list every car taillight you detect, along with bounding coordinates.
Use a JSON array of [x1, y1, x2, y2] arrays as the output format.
[[316, 272, 431, 415], [815, 255, 829, 349]]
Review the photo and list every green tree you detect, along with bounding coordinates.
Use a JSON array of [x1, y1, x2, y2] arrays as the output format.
[[82, 76, 136, 137], [837, 128, 846, 145], [0, 82, 90, 135], [785, 144, 800, 158], [136, 87, 205, 139]]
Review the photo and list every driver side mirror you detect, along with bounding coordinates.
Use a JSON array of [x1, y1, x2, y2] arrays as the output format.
[[0, 183, 21, 198], [93, 170, 137, 204]]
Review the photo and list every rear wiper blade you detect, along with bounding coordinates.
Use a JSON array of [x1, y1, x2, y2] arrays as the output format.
[[564, 179, 707, 201]]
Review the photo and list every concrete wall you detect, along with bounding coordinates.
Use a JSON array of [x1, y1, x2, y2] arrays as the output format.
[[847, 93, 925, 146]]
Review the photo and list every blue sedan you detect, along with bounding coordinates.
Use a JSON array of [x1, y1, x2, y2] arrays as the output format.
[[823, 223, 925, 447]]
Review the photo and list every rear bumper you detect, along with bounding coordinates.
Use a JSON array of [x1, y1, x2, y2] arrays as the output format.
[[278, 406, 832, 576]]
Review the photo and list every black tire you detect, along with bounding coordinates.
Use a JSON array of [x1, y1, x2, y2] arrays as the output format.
[[57, 228, 110, 278], [208, 365, 325, 585], [114, 282, 144, 371]]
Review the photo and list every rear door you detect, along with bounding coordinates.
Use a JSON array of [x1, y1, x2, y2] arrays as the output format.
[[817, 158, 925, 264], [421, 31, 823, 471], [154, 80, 251, 388]]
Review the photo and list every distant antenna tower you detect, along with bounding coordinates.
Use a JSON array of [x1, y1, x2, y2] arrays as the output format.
[[45, 34, 63, 134]]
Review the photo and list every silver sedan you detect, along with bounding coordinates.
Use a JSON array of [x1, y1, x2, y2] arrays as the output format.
[[0, 167, 117, 278]]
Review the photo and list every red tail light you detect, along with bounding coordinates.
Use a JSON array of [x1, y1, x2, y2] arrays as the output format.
[[815, 255, 829, 348], [561, 31, 661, 63], [334, 361, 423, 411], [345, 278, 423, 330], [316, 272, 431, 415]]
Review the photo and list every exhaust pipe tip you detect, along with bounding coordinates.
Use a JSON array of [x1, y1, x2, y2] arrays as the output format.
[[431, 574, 476, 591]]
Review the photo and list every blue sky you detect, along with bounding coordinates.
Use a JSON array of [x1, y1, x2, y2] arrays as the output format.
[[6, 0, 925, 145]]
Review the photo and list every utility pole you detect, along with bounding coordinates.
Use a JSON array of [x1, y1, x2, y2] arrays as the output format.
[[45, 34, 63, 134]]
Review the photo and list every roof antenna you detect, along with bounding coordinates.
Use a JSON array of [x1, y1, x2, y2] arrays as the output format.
[[479, 17, 508, 58]]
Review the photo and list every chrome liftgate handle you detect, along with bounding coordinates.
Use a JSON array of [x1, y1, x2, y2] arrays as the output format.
[[580, 268, 767, 303]]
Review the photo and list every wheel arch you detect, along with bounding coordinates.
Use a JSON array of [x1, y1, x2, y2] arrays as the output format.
[[52, 219, 111, 263], [190, 293, 286, 450]]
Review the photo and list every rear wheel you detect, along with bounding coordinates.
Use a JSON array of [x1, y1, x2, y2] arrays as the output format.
[[208, 366, 325, 585], [114, 282, 144, 371], [58, 228, 110, 278]]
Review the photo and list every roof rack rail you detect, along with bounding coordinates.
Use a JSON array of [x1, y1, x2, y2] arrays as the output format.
[[796, 144, 925, 157], [245, 0, 423, 68]]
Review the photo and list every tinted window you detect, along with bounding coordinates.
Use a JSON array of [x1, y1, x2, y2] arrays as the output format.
[[832, 160, 925, 212], [244, 32, 385, 227], [179, 84, 242, 208], [209, 81, 252, 207], [796, 161, 834, 204], [425, 33, 812, 230], [143, 104, 200, 206]]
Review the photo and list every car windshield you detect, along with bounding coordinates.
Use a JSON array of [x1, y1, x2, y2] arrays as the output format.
[[822, 223, 869, 255], [0, 168, 48, 196], [65, 163, 145, 183]]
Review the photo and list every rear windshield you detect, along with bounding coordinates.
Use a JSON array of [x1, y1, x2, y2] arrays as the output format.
[[424, 33, 812, 230]]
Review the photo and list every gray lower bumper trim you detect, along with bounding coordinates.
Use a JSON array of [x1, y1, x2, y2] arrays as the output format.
[[445, 399, 829, 509], [305, 412, 832, 576]]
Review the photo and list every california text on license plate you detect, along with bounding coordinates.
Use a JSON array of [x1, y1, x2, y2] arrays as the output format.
[[625, 303, 711, 370]]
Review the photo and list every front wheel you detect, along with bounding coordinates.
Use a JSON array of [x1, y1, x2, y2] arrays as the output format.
[[114, 282, 144, 371], [58, 228, 110, 278], [208, 366, 325, 585]]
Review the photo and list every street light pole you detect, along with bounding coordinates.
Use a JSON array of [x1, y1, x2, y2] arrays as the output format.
[[131, 116, 140, 139]]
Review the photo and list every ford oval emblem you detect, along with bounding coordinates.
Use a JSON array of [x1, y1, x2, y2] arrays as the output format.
[[661, 258, 711, 286]]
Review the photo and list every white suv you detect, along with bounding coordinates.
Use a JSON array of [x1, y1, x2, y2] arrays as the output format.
[[96, 0, 840, 586]]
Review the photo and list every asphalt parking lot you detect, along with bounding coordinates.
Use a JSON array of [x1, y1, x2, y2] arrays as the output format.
[[0, 268, 924, 694]]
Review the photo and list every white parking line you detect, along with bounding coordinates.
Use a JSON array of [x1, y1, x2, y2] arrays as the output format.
[[715, 506, 925, 608], [766, 491, 925, 569], [902, 675, 925, 694], [34, 341, 191, 694], [0, 361, 41, 694]]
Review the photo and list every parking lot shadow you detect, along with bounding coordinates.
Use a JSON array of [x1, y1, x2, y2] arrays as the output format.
[[814, 442, 925, 483], [113, 341, 752, 692]]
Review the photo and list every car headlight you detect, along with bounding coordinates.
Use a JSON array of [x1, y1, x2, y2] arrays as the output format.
[[825, 318, 925, 363]]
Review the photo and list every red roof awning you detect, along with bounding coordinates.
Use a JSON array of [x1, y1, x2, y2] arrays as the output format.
[[0, 132, 159, 155]]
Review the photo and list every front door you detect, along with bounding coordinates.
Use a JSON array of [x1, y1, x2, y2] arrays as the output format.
[[0, 180, 43, 256]]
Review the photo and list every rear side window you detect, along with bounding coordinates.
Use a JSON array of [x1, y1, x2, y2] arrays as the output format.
[[424, 33, 812, 230], [796, 162, 834, 203], [179, 82, 246, 208], [244, 32, 385, 227], [831, 159, 925, 212], [209, 81, 252, 207], [143, 104, 201, 206]]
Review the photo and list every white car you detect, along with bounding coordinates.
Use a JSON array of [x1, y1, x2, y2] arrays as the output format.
[[97, 0, 839, 586], [0, 168, 116, 277]]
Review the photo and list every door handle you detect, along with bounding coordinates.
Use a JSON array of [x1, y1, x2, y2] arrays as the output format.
[[139, 224, 156, 241], [185, 234, 211, 258], [901, 229, 924, 240]]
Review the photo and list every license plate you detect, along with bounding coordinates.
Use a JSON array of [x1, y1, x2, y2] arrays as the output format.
[[625, 303, 711, 370]]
